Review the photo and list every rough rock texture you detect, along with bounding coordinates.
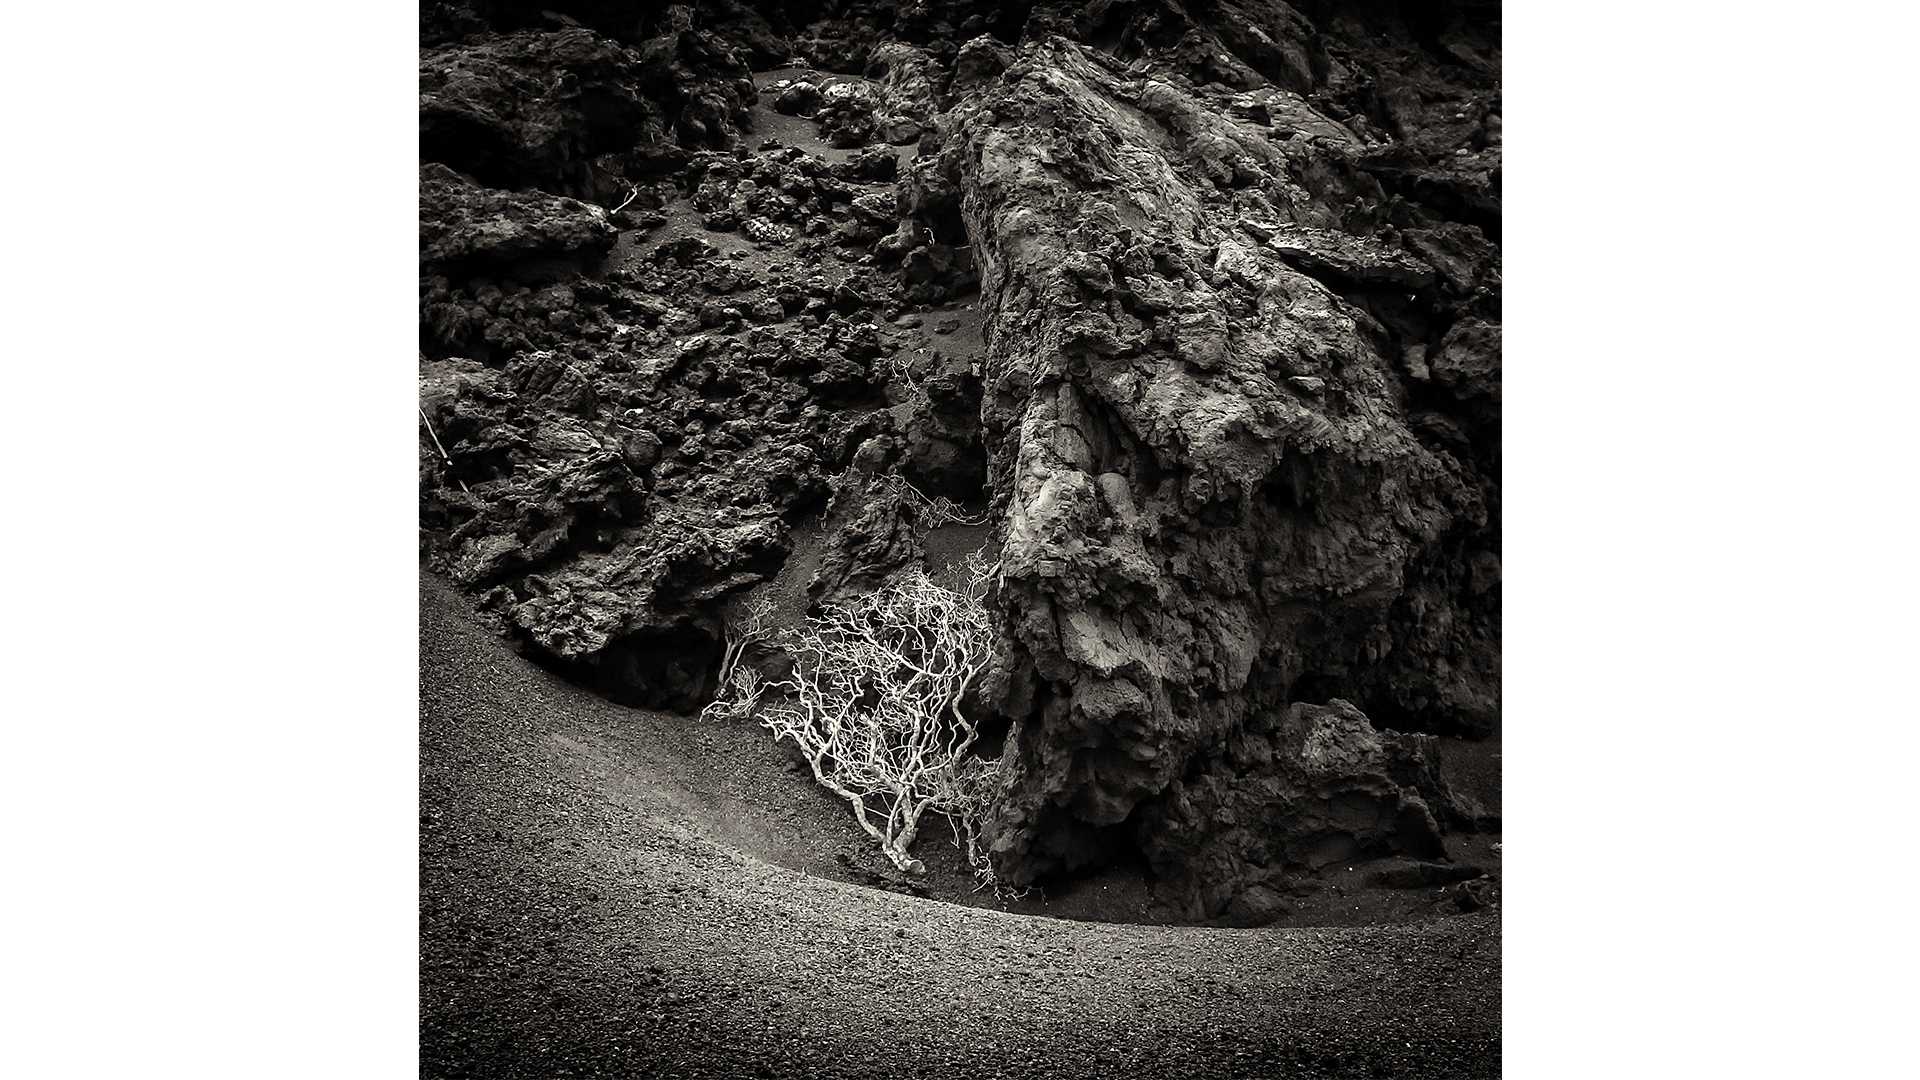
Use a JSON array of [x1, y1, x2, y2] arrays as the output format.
[[419, 12, 773, 203], [1081, 0, 1333, 95], [419, 0, 1500, 923], [805, 464, 924, 605], [879, 30, 1498, 902], [630, 16, 760, 151], [897, 348, 988, 499], [1140, 698, 1454, 920], [418, 163, 618, 277], [420, 27, 659, 192]]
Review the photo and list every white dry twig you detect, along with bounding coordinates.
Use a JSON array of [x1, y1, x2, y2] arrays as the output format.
[[419, 407, 470, 493], [700, 592, 779, 723], [883, 473, 988, 528], [759, 563, 1001, 878]]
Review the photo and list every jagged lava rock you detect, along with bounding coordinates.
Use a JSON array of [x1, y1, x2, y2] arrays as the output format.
[[419, 163, 617, 276], [631, 17, 759, 150], [420, 26, 656, 190], [911, 37, 1494, 891], [1140, 698, 1454, 919], [415, 0, 1502, 920]]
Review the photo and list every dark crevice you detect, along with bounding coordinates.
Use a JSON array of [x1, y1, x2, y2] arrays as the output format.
[[584, 623, 727, 713], [1372, 170, 1502, 245]]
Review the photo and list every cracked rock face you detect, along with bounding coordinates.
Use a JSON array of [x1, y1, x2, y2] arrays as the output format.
[[1139, 697, 1455, 919], [420, 27, 660, 192], [418, 0, 1499, 920], [906, 28, 1498, 899], [419, 163, 619, 277]]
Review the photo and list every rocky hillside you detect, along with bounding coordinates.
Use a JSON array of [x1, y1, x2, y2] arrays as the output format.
[[419, 0, 1500, 921]]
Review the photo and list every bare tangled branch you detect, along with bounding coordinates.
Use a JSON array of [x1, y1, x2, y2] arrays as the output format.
[[700, 592, 778, 724], [418, 407, 470, 493], [931, 752, 1027, 896], [886, 350, 925, 395], [882, 472, 988, 528], [759, 566, 1001, 878], [703, 664, 767, 725]]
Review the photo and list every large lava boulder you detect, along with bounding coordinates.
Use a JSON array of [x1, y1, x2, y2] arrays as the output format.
[[418, 163, 618, 277], [420, 26, 657, 191], [910, 38, 1499, 900]]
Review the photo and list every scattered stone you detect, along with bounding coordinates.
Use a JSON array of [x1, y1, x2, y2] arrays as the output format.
[[1451, 879, 1494, 912], [771, 80, 824, 116]]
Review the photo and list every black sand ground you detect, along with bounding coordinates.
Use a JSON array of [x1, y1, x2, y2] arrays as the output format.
[[420, 571, 1500, 1078]]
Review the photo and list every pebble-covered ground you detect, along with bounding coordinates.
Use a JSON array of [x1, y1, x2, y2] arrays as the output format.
[[421, 571, 1500, 1078]]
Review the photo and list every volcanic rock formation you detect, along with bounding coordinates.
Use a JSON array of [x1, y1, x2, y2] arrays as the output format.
[[419, 0, 1501, 920]]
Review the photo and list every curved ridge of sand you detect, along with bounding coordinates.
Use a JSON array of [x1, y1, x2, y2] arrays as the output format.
[[420, 571, 1500, 1078]]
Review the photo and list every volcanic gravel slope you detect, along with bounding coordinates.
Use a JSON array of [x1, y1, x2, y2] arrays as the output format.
[[420, 571, 1500, 1078]]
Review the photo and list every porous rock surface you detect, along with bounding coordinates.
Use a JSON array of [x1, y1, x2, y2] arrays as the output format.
[[902, 30, 1500, 905], [419, 0, 1500, 923], [419, 163, 619, 277], [420, 26, 658, 193]]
